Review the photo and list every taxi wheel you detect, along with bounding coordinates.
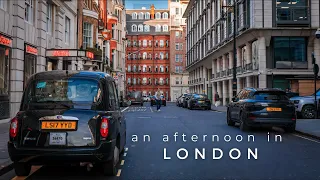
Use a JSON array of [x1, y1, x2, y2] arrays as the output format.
[[102, 145, 119, 176], [14, 162, 31, 176]]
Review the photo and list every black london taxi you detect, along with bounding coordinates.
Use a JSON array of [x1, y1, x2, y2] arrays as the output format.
[[8, 71, 126, 176], [227, 88, 296, 132]]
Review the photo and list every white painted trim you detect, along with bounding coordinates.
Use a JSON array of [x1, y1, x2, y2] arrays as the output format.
[[83, 9, 98, 19]]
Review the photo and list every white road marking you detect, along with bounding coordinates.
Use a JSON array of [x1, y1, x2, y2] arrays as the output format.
[[292, 134, 320, 144], [150, 107, 153, 112], [123, 152, 127, 157], [125, 147, 128, 151], [138, 117, 151, 119], [116, 169, 122, 177], [121, 107, 129, 112], [120, 160, 125, 165]]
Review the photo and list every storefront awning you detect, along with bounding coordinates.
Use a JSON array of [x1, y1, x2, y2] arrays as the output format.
[[46, 49, 94, 60]]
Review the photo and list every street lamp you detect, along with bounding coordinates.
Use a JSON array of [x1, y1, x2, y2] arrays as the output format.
[[222, 0, 237, 97]]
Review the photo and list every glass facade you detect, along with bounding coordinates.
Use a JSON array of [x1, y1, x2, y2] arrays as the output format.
[[0, 46, 10, 120], [273, 37, 307, 69], [275, 0, 309, 26]]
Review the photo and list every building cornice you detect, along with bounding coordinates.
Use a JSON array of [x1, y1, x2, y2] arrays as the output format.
[[83, 9, 99, 19]]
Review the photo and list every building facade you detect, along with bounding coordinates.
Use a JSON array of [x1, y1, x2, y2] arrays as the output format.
[[0, 0, 80, 121], [126, 5, 171, 100], [169, 0, 190, 101], [105, 0, 126, 99], [184, 0, 320, 105], [0, 0, 112, 122]]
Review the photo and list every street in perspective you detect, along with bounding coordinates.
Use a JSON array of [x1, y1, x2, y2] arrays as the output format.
[[1, 0, 320, 179]]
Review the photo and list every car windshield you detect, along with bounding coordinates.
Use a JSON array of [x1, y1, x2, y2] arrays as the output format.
[[253, 91, 288, 100], [23, 78, 101, 109], [193, 94, 207, 99]]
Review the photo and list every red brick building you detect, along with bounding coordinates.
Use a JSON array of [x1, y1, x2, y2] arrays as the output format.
[[126, 5, 171, 100]]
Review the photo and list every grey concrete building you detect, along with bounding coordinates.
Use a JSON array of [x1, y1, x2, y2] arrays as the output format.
[[183, 0, 320, 105], [0, 0, 78, 122]]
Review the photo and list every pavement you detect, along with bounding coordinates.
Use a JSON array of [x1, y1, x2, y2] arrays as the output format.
[[1, 103, 320, 179]]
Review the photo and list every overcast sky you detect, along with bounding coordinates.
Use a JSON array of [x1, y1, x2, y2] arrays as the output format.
[[125, 0, 168, 9]]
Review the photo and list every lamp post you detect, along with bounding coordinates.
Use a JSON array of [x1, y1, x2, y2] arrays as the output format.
[[222, 0, 237, 97]]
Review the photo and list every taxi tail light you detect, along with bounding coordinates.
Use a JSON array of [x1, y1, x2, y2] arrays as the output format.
[[100, 117, 109, 138], [292, 117, 296, 121], [10, 117, 18, 138]]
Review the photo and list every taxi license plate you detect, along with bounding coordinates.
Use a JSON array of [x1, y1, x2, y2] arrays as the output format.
[[41, 121, 77, 130], [49, 133, 66, 145], [198, 101, 204, 103], [266, 107, 282, 112]]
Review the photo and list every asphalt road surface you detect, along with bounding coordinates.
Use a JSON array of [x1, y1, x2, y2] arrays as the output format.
[[2, 103, 320, 180]]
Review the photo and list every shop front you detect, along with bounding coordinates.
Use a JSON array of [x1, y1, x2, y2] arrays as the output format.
[[0, 33, 12, 120], [46, 49, 94, 71], [24, 43, 37, 88]]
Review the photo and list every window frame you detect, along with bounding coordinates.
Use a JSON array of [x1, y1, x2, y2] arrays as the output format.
[[46, 3, 53, 34], [25, 0, 34, 24], [65, 16, 70, 45], [83, 22, 93, 48], [132, 24, 137, 32]]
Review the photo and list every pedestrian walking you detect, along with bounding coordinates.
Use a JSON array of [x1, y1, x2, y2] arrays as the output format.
[[214, 92, 220, 107], [155, 89, 162, 111]]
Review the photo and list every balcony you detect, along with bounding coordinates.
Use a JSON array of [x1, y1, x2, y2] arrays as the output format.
[[245, 63, 253, 72], [275, 6, 310, 27], [221, 70, 226, 77]]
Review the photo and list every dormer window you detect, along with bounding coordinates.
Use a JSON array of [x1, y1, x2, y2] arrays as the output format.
[[156, 12, 161, 19], [132, 12, 137, 19]]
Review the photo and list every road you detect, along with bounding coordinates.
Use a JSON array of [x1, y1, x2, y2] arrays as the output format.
[[2, 103, 320, 180]]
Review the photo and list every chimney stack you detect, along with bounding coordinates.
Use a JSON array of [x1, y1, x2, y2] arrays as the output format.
[[150, 4, 155, 19]]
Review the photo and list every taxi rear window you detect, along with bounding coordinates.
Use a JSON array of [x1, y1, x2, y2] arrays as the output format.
[[26, 78, 101, 104]]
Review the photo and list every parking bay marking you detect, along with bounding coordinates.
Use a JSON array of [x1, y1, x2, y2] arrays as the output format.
[[12, 166, 42, 180]]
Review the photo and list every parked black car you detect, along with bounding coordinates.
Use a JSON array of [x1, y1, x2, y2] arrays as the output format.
[[187, 94, 211, 110], [182, 93, 193, 108], [227, 88, 296, 132], [127, 91, 143, 106], [150, 95, 166, 106], [8, 71, 126, 176]]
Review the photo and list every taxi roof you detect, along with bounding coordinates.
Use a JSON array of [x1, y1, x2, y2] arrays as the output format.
[[29, 70, 112, 81]]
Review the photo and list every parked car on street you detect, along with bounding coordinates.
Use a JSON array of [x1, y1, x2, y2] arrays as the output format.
[[8, 71, 126, 176], [127, 91, 143, 106], [186, 94, 211, 110], [150, 95, 166, 106], [182, 93, 193, 108], [143, 95, 150, 102], [176, 93, 188, 107], [290, 89, 320, 119], [227, 88, 296, 132]]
